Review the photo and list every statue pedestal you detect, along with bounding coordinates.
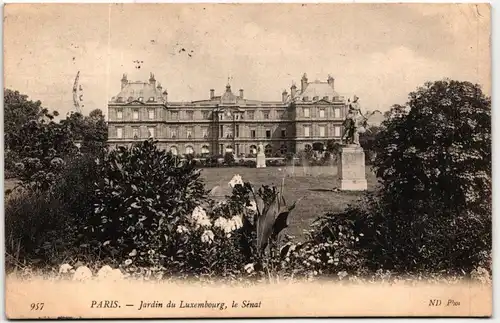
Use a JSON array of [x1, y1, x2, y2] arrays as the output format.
[[338, 145, 367, 191], [256, 153, 266, 168]]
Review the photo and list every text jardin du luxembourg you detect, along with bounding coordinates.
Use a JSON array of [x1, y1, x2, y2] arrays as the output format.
[[134, 300, 262, 311]]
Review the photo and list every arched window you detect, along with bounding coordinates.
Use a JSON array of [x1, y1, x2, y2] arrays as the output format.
[[265, 144, 273, 157], [201, 145, 210, 155], [249, 145, 257, 154], [280, 143, 288, 155], [170, 146, 178, 156], [185, 145, 194, 155], [312, 142, 325, 151]]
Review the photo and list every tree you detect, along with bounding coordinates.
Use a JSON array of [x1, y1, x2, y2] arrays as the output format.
[[369, 79, 491, 272], [60, 109, 108, 153], [373, 80, 491, 211], [359, 125, 382, 163], [4, 89, 57, 150]]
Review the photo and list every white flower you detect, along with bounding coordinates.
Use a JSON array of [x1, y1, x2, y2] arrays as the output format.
[[246, 200, 257, 212], [176, 225, 189, 234], [231, 215, 243, 230], [244, 263, 255, 273], [338, 271, 348, 280], [59, 264, 73, 274], [196, 217, 212, 229], [73, 266, 92, 281], [201, 230, 215, 244], [97, 265, 114, 279], [228, 174, 244, 188], [214, 217, 228, 229], [191, 206, 207, 221], [191, 207, 212, 229]]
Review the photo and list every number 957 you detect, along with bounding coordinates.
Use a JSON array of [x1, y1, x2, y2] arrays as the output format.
[[31, 303, 44, 311]]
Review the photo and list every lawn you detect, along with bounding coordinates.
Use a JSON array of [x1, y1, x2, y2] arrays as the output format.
[[200, 165, 378, 241], [4, 165, 378, 241]]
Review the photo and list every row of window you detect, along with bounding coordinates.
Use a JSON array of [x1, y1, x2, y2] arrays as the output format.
[[162, 144, 287, 157], [114, 125, 341, 139], [114, 107, 342, 121]]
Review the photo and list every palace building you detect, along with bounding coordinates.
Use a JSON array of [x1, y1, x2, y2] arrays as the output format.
[[107, 73, 348, 157]]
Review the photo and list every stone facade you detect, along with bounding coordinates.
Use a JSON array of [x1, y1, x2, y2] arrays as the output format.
[[107, 73, 348, 157]]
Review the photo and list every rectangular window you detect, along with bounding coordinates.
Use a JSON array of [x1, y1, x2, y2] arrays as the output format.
[[116, 109, 123, 120], [266, 130, 271, 139], [250, 130, 256, 138], [186, 127, 193, 139], [219, 125, 224, 137], [303, 108, 310, 118], [171, 128, 178, 138], [132, 128, 139, 139], [202, 111, 210, 120], [334, 108, 341, 119], [319, 126, 326, 137], [236, 125, 240, 138], [148, 127, 155, 138], [319, 109, 325, 118], [202, 127, 208, 138], [148, 109, 155, 120], [277, 110, 285, 118], [281, 128, 287, 138], [334, 126, 341, 137], [247, 111, 255, 120], [186, 111, 194, 120], [116, 127, 123, 138], [263, 111, 270, 119], [304, 126, 310, 137], [133, 109, 139, 120], [171, 111, 178, 120]]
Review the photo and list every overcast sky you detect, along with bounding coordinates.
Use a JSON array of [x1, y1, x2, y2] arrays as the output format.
[[4, 3, 490, 117]]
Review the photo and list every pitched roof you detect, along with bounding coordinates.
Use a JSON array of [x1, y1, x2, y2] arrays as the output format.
[[111, 77, 166, 104], [296, 81, 339, 101]]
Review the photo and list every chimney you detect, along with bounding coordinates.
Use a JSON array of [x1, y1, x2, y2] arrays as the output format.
[[328, 74, 335, 89], [290, 84, 297, 98], [121, 74, 128, 90], [149, 73, 156, 87], [210, 89, 215, 99], [282, 90, 288, 103], [301, 73, 308, 92], [239, 89, 244, 99]]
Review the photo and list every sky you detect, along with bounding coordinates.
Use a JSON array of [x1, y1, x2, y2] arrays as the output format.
[[4, 3, 491, 118]]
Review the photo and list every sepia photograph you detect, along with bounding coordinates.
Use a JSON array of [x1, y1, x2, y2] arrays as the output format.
[[3, 2, 492, 318]]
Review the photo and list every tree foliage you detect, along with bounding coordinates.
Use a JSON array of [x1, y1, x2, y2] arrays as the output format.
[[90, 139, 207, 266], [373, 79, 491, 214]]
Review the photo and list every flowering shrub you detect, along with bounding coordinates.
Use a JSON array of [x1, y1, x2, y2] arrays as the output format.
[[89, 139, 207, 267]]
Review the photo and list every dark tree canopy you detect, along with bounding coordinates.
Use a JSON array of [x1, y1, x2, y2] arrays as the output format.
[[373, 79, 491, 213], [4, 89, 57, 150]]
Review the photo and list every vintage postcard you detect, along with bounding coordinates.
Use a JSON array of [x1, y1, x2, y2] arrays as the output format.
[[3, 2, 492, 319]]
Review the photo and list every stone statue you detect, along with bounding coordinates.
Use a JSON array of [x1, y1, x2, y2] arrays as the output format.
[[256, 143, 266, 168], [341, 95, 367, 146], [257, 143, 264, 155]]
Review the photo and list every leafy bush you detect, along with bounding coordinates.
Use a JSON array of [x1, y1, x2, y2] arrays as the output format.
[[5, 190, 73, 269], [224, 152, 235, 166], [89, 139, 207, 267], [370, 80, 491, 273]]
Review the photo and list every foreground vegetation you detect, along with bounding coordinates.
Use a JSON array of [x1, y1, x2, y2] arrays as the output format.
[[4, 80, 492, 285]]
